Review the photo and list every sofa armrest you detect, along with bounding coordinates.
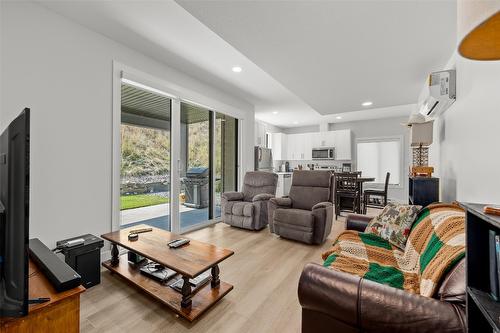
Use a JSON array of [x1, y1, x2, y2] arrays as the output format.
[[252, 193, 274, 202], [312, 202, 333, 210], [222, 191, 244, 201], [346, 214, 373, 232], [298, 263, 359, 328], [269, 197, 292, 207], [298, 263, 466, 333], [268, 197, 292, 233], [311, 203, 334, 244]]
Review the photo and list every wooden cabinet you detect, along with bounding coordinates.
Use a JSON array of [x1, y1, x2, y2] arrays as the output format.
[[271, 133, 287, 160], [461, 203, 500, 332], [0, 260, 85, 333]]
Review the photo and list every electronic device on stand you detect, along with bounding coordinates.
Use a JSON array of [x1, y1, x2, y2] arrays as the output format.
[[0, 109, 30, 318]]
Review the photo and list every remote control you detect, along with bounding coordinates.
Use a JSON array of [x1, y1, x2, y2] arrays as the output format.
[[61, 238, 85, 248], [168, 239, 190, 248]]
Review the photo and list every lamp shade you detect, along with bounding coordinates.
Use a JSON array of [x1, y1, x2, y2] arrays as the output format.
[[410, 121, 433, 147], [459, 11, 500, 60]]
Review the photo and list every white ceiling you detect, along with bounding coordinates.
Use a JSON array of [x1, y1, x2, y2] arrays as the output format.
[[39, 0, 456, 128], [177, 1, 457, 117]]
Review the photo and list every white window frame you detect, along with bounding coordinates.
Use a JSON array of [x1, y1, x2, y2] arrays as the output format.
[[112, 61, 245, 234], [355, 135, 404, 189]]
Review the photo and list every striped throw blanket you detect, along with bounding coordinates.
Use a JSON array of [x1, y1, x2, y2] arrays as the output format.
[[322, 203, 465, 297]]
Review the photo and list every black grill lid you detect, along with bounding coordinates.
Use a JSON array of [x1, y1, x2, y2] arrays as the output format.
[[186, 167, 209, 178]]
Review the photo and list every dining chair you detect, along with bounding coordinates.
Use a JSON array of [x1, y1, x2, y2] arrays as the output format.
[[363, 172, 390, 214], [333, 172, 360, 219]]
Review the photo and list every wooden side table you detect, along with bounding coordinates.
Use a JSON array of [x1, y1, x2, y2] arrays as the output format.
[[0, 260, 85, 333]]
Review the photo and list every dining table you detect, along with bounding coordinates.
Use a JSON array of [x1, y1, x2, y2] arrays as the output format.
[[356, 177, 375, 213]]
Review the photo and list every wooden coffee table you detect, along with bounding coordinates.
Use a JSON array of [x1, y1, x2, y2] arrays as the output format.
[[101, 224, 234, 321]]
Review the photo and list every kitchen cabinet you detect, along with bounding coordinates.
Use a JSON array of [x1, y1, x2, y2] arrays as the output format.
[[276, 173, 292, 197], [286, 134, 297, 160], [312, 132, 336, 147], [334, 129, 352, 160], [271, 133, 287, 160], [269, 129, 351, 161], [255, 121, 266, 147], [287, 133, 311, 160]]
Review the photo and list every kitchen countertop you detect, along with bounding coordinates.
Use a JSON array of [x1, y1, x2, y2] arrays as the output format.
[[275, 171, 293, 175]]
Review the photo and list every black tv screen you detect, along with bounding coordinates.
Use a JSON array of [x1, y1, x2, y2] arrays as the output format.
[[0, 108, 30, 317]]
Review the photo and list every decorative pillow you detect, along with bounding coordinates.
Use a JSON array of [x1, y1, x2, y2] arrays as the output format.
[[364, 202, 422, 250]]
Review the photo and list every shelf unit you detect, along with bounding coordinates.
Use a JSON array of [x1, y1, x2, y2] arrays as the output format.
[[461, 202, 500, 332]]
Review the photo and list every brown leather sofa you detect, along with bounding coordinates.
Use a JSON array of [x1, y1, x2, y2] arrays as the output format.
[[298, 214, 466, 333]]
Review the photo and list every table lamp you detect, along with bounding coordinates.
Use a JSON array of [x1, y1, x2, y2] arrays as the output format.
[[410, 121, 434, 167]]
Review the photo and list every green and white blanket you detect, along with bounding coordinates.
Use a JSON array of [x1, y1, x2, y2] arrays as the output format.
[[322, 203, 465, 297]]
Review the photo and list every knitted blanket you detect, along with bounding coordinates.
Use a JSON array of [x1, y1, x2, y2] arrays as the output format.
[[322, 203, 465, 297]]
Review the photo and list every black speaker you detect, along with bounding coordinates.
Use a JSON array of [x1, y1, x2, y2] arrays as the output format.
[[57, 234, 104, 289]]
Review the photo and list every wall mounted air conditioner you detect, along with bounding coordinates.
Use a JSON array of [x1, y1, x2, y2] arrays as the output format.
[[418, 70, 456, 118]]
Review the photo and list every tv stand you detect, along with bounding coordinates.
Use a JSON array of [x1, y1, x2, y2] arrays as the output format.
[[0, 260, 85, 332]]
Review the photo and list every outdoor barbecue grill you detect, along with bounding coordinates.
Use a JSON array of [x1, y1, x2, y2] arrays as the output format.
[[182, 167, 209, 209]]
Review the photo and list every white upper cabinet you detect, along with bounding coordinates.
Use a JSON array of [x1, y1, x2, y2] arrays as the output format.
[[302, 133, 313, 160], [313, 132, 335, 147], [334, 129, 352, 160], [271, 133, 287, 160], [266, 129, 351, 161], [255, 121, 265, 147]]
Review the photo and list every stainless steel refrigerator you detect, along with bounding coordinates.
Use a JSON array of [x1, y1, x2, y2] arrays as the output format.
[[254, 146, 273, 172]]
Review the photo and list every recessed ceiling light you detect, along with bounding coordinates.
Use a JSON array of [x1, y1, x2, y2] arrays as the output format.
[[362, 101, 373, 107], [293, 121, 299, 125], [232, 66, 242, 73], [272, 111, 279, 115], [336, 116, 342, 120]]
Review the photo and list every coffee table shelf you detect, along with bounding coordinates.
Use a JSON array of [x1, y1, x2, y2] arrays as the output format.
[[101, 225, 234, 322], [103, 255, 233, 322]]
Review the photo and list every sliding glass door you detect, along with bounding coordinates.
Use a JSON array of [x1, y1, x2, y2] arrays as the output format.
[[214, 113, 238, 218], [119, 82, 171, 231], [116, 75, 239, 233], [179, 102, 211, 230]]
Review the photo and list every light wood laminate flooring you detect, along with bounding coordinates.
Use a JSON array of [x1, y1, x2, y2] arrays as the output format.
[[80, 212, 369, 333]]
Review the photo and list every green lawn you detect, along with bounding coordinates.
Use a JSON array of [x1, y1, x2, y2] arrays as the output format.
[[121, 194, 169, 210]]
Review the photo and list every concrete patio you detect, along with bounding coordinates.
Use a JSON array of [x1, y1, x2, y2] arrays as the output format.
[[120, 203, 221, 231]]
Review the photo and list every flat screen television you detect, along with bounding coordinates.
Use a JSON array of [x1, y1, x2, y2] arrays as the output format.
[[0, 108, 30, 317]]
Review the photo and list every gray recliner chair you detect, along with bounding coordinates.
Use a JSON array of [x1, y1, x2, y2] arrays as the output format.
[[221, 171, 278, 230], [269, 170, 333, 244]]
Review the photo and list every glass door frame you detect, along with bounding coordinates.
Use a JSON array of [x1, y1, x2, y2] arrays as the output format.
[[177, 104, 239, 233], [112, 62, 242, 235]]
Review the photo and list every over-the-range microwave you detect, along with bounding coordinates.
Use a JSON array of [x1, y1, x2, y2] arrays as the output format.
[[312, 147, 335, 160]]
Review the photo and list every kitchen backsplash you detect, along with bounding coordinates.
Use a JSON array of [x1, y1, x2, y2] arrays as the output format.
[[273, 160, 353, 172]]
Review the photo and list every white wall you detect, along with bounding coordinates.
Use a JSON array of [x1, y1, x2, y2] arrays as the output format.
[[330, 116, 410, 203], [283, 125, 320, 135], [0, 2, 254, 248], [433, 0, 500, 204]]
